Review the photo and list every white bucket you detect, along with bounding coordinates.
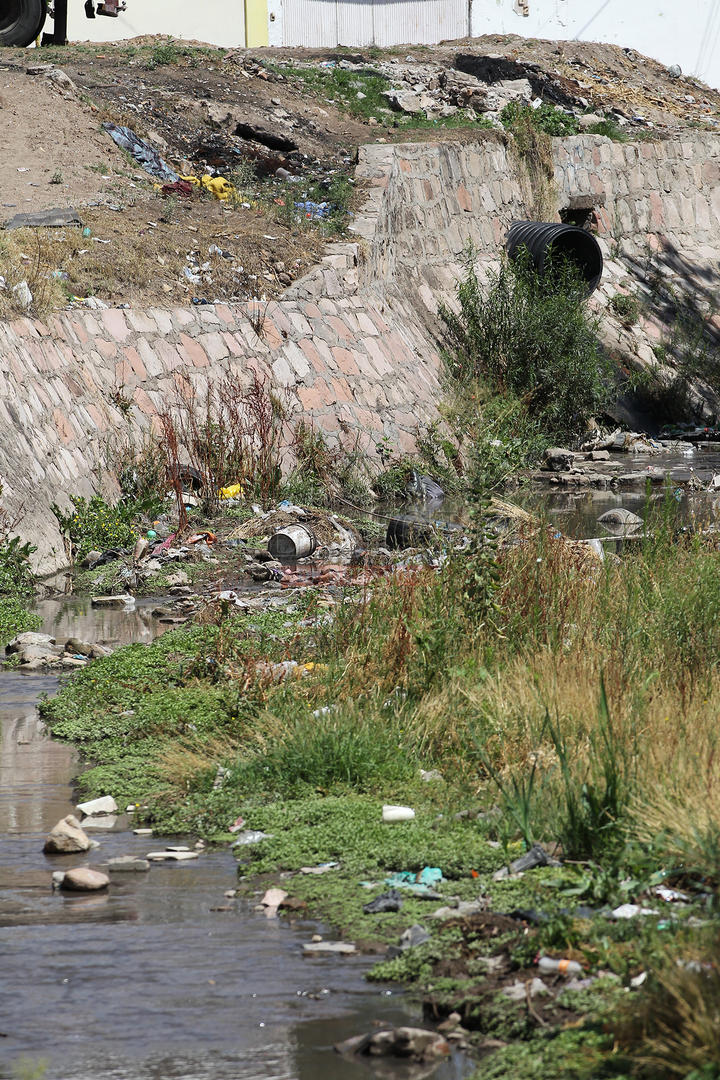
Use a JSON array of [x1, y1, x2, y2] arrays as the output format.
[[268, 524, 317, 559]]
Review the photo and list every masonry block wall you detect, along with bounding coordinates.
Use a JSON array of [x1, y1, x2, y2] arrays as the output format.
[[2, 132, 719, 570]]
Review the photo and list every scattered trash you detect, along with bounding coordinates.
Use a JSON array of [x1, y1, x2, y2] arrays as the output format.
[[268, 524, 317, 559], [384, 867, 443, 893], [11, 281, 33, 310], [231, 830, 272, 846], [300, 862, 339, 875], [219, 483, 244, 500], [363, 888, 403, 914], [382, 804, 416, 823], [4, 207, 83, 230], [503, 978, 550, 1001], [146, 847, 199, 862], [295, 199, 329, 219], [386, 516, 435, 550], [103, 123, 179, 183], [419, 768, 443, 782], [654, 886, 690, 903], [76, 795, 117, 817], [630, 971, 648, 988], [538, 956, 583, 975], [611, 903, 660, 919], [432, 899, 486, 920], [255, 660, 324, 683], [386, 924, 431, 958], [406, 470, 445, 503], [493, 843, 560, 880]]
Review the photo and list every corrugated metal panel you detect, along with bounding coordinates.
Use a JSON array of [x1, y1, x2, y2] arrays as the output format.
[[283, 0, 338, 45], [282, 0, 468, 47], [372, 0, 468, 46], [337, 0, 374, 45]]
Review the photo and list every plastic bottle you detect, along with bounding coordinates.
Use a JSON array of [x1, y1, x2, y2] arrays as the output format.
[[538, 957, 583, 975]]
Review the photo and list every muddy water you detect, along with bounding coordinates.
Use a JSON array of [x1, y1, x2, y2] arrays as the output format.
[[0, 602, 469, 1080], [518, 448, 720, 539]]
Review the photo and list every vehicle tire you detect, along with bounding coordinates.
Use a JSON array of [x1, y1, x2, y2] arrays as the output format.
[[0, 0, 46, 47]]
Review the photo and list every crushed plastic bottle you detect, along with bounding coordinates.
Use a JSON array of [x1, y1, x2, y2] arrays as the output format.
[[538, 956, 583, 975]]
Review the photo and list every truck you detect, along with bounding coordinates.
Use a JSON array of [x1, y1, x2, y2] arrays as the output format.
[[1, 0, 126, 48]]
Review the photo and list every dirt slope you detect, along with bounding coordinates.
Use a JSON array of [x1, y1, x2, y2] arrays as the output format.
[[1, 34, 718, 314]]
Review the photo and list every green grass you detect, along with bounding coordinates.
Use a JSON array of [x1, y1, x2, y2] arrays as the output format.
[[0, 598, 40, 648], [268, 62, 493, 131], [39, 485, 720, 1077]]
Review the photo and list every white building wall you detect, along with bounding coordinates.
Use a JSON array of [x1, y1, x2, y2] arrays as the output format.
[[66, 0, 246, 48], [279, 0, 468, 47], [471, 0, 720, 90]]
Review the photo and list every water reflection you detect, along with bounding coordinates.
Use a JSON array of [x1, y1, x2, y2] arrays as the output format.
[[0, 600, 470, 1080]]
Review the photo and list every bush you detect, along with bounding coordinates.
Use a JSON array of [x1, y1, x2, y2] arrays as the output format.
[[441, 253, 614, 445], [0, 597, 40, 647], [0, 536, 36, 596], [610, 292, 641, 327], [52, 494, 137, 558], [501, 101, 580, 138]]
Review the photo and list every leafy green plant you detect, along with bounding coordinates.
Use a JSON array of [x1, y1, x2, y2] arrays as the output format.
[[441, 251, 613, 445], [0, 597, 40, 647], [546, 680, 633, 860], [585, 116, 629, 142], [0, 536, 36, 596], [501, 101, 580, 138], [52, 495, 137, 559], [610, 292, 641, 327], [283, 421, 370, 507]]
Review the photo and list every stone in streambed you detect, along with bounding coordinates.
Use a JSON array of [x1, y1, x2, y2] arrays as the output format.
[[303, 941, 357, 955], [65, 638, 112, 659], [76, 796, 117, 817], [43, 815, 92, 854], [146, 850, 199, 861], [335, 1026, 450, 1061], [107, 856, 150, 872], [60, 867, 110, 892]]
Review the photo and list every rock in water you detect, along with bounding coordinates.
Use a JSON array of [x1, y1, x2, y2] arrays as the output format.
[[106, 856, 150, 872], [543, 447, 575, 472], [60, 867, 110, 892], [335, 1026, 450, 1061], [598, 508, 643, 527], [43, 815, 91, 854], [76, 796, 117, 817]]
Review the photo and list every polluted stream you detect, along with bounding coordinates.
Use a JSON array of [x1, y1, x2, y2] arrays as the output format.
[[0, 598, 469, 1080], [4, 446, 715, 1078]]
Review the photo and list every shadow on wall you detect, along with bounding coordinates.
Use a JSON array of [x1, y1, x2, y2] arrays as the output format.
[[625, 237, 720, 365]]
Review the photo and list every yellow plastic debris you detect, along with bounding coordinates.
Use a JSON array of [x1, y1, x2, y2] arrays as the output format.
[[219, 483, 243, 500], [200, 175, 235, 201]]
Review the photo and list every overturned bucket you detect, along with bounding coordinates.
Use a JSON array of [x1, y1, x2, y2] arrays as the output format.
[[506, 220, 603, 296], [268, 524, 317, 560]]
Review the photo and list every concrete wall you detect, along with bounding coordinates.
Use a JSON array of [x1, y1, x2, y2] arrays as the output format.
[[3, 130, 720, 571]]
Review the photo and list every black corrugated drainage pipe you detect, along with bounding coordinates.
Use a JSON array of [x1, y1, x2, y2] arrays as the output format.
[[506, 220, 604, 297]]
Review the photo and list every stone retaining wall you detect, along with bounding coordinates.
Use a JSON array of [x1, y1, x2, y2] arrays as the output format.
[[2, 131, 719, 570]]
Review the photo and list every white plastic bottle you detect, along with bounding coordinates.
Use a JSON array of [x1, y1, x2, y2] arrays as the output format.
[[538, 957, 583, 975]]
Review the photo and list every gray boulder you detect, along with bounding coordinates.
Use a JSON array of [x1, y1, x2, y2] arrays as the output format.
[[543, 447, 575, 472], [336, 1026, 450, 1062], [60, 867, 110, 892], [44, 815, 92, 854]]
